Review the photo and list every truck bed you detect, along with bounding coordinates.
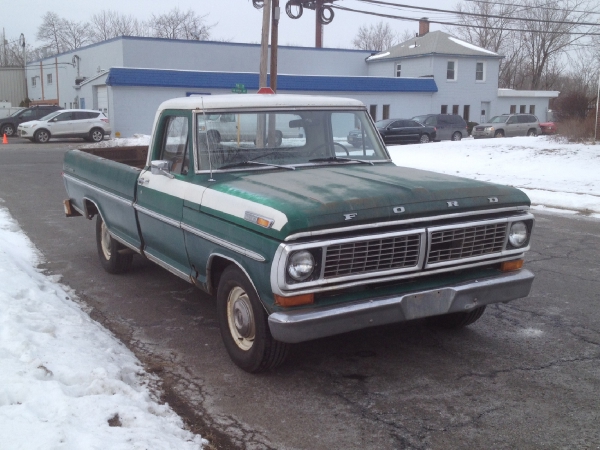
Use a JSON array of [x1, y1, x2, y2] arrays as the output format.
[[76, 145, 149, 169]]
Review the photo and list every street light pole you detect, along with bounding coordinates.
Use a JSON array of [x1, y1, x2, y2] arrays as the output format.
[[19, 34, 28, 105]]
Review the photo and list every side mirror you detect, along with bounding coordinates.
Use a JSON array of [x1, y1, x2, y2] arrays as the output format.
[[150, 160, 175, 179]]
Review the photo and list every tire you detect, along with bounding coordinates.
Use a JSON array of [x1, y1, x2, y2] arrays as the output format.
[[527, 129, 537, 137], [1, 124, 15, 136], [95, 215, 133, 274], [419, 134, 430, 143], [217, 265, 289, 373], [89, 128, 105, 142], [34, 129, 51, 143], [428, 305, 487, 329], [451, 131, 462, 141], [494, 130, 505, 138]]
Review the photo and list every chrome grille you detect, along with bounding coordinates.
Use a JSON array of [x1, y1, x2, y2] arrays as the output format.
[[427, 223, 507, 264], [324, 234, 421, 278]]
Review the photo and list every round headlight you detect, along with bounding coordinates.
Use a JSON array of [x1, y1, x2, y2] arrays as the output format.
[[287, 251, 315, 281], [509, 221, 528, 247]]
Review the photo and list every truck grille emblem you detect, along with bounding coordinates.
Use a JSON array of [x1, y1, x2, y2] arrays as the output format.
[[393, 206, 405, 214], [488, 197, 499, 203], [343, 213, 358, 221], [447, 201, 459, 207]]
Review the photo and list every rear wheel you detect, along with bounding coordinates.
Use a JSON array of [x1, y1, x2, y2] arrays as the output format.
[[95, 215, 133, 274], [451, 131, 462, 141], [419, 134, 430, 143], [89, 128, 105, 142], [1, 124, 15, 136], [34, 129, 51, 143], [217, 265, 289, 372], [428, 306, 487, 328]]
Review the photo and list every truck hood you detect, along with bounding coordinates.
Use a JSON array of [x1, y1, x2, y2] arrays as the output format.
[[203, 163, 530, 239]]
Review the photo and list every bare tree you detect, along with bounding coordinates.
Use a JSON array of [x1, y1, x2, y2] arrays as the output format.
[[61, 19, 91, 50], [352, 22, 401, 51], [89, 10, 149, 42], [149, 8, 212, 40], [36, 12, 66, 54]]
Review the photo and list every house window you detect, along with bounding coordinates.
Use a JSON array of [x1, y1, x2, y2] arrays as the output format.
[[529, 105, 536, 115], [463, 105, 470, 122], [452, 105, 459, 115], [510, 105, 516, 114], [47, 73, 53, 84], [447, 60, 456, 80], [520, 105, 526, 113], [396, 64, 401, 77], [31, 77, 37, 87], [369, 104, 377, 121], [441, 105, 448, 114], [476, 62, 485, 81], [383, 104, 390, 120]]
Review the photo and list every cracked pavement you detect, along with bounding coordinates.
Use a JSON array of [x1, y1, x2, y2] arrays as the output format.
[[1, 141, 599, 449]]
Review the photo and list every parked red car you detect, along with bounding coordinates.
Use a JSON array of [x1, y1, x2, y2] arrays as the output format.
[[539, 121, 557, 135]]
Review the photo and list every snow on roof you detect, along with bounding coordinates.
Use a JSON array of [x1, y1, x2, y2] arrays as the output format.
[[447, 37, 497, 55], [366, 51, 390, 61]]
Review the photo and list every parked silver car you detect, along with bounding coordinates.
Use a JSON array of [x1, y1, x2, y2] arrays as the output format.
[[17, 109, 111, 143], [412, 114, 468, 141], [472, 113, 541, 138]]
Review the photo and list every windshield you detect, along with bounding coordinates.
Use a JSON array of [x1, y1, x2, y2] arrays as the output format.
[[10, 109, 24, 117], [489, 116, 509, 123], [196, 109, 389, 171], [38, 111, 63, 121]]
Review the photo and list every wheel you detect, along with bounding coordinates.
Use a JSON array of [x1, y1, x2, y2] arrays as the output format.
[[95, 215, 133, 274], [451, 131, 462, 141], [1, 124, 15, 136], [428, 306, 487, 329], [527, 129, 537, 137], [494, 130, 505, 138], [217, 265, 289, 372], [34, 129, 51, 143], [89, 128, 105, 142], [419, 134, 430, 143]]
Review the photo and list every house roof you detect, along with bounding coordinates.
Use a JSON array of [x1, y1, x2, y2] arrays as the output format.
[[105, 67, 438, 93], [366, 31, 501, 62]]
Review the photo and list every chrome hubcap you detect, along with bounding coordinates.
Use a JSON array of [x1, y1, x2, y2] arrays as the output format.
[[227, 286, 255, 351], [100, 222, 112, 260]]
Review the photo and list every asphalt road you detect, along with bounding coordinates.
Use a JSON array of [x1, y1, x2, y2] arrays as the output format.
[[1, 139, 599, 450]]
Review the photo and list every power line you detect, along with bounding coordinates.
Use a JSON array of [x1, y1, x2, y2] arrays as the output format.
[[464, 0, 600, 15], [354, 0, 600, 27], [332, 4, 600, 35]]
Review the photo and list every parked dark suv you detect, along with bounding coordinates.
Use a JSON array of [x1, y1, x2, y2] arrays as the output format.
[[412, 114, 468, 141], [0, 105, 62, 137]]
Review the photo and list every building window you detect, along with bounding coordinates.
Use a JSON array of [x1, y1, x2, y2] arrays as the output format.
[[47, 73, 53, 84], [463, 105, 470, 122], [510, 105, 516, 114], [520, 105, 526, 113], [529, 105, 536, 115], [452, 105, 459, 115], [31, 77, 37, 87], [369, 104, 377, 121], [396, 64, 401, 77], [476, 62, 485, 81], [441, 105, 448, 114], [383, 104, 390, 120], [447, 60, 456, 80]]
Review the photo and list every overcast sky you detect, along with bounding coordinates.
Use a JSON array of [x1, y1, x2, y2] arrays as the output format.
[[4, 0, 460, 49]]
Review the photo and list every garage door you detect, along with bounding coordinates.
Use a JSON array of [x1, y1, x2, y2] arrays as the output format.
[[97, 85, 108, 117]]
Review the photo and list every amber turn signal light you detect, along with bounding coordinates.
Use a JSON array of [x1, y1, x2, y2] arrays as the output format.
[[501, 259, 524, 272], [274, 293, 314, 307]]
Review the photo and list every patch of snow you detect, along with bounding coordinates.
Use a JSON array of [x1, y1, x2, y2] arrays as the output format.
[[447, 36, 497, 55], [367, 51, 390, 60]]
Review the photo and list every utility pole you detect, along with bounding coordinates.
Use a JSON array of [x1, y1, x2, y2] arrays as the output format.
[[270, 0, 280, 92], [259, 0, 272, 89], [20, 34, 27, 104], [315, 0, 323, 48]]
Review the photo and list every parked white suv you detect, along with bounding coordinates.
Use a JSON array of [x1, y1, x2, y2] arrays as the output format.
[[18, 109, 111, 143], [472, 113, 541, 139]]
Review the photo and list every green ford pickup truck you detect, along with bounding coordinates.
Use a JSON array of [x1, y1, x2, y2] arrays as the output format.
[[63, 94, 535, 373]]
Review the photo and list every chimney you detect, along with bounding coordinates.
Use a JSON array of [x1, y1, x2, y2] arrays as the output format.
[[418, 18, 429, 37]]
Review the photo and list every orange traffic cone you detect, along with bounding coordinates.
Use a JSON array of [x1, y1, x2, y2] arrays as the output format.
[[2, 134, 7, 144]]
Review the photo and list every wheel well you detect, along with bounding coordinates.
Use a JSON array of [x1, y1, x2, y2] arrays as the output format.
[[83, 199, 99, 220], [208, 255, 233, 295]]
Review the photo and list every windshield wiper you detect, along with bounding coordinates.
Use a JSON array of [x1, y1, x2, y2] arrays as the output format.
[[308, 156, 374, 166], [218, 160, 295, 171]]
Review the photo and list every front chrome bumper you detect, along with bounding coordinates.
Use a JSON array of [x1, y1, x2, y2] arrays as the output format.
[[268, 269, 534, 343]]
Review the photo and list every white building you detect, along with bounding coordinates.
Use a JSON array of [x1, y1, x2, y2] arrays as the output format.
[[24, 22, 558, 138]]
